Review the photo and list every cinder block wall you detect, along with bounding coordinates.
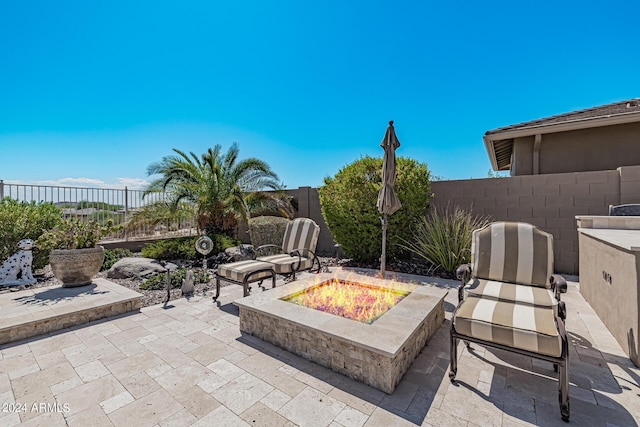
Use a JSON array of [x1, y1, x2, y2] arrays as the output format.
[[239, 165, 640, 274], [430, 167, 640, 274], [237, 187, 335, 256]]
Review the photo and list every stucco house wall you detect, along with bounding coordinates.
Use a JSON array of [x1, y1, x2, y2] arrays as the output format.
[[511, 121, 640, 176]]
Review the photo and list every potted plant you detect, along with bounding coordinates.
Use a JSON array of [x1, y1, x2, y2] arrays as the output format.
[[37, 218, 118, 287]]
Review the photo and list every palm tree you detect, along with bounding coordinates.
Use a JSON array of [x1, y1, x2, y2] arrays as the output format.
[[139, 143, 286, 235]]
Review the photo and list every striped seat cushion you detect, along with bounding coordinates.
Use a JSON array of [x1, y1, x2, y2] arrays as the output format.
[[217, 260, 274, 283], [464, 279, 558, 310], [472, 222, 553, 288], [455, 296, 562, 357], [256, 253, 314, 274], [282, 218, 320, 254]]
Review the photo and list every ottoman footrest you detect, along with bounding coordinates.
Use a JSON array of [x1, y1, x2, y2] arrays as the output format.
[[213, 260, 276, 301]]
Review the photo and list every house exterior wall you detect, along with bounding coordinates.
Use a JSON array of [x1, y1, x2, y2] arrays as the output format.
[[512, 135, 535, 175], [511, 121, 640, 176]]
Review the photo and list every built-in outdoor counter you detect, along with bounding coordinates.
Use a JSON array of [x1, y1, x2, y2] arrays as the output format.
[[577, 216, 640, 367]]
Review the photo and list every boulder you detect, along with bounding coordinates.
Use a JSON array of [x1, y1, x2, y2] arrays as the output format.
[[224, 245, 256, 262], [107, 257, 166, 279]]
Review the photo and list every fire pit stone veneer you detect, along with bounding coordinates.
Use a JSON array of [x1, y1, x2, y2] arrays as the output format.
[[234, 269, 448, 393]]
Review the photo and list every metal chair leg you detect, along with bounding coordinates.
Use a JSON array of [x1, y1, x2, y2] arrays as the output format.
[[212, 277, 221, 302], [559, 361, 570, 422], [449, 334, 458, 382]]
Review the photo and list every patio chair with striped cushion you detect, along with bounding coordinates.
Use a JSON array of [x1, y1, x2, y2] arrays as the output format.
[[212, 218, 321, 302], [450, 222, 570, 422], [254, 217, 321, 281]]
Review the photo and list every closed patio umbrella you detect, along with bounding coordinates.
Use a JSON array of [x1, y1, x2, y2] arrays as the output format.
[[377, 120, 402, 277]]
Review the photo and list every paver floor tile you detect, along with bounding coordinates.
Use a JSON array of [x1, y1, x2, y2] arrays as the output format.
[[57, 374, 126, 416], [49, 375, 83, 396], [207, 358, 245, 381], [99, 390, 135, 414], [158, 408, 198, 426], [76, 360, 111, 382], [65, 404, 113, 427], [187, 339, 236, 366], [212, 372, 275, 415], [278, 386, 346, 427], [362, 406, 417, 427], [18, 410, 67, 427], [193, 405, 250, 427], [119, 370, 161, 399], [241, 401, 297, 427], [172, 384, 221, 419], [107, 388, 182, 427], [334, 405, 369, 427], [260, 388, 292, 412], [33, 350, 67, 370], [106, 350, 167, 380], [12, 361, 76, 398], [154, 361, 213, 393]]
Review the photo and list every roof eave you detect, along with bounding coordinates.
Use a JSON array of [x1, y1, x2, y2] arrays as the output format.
[[484, 112, 640, 171]]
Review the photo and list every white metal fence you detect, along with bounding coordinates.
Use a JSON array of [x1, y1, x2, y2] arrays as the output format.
[[0, 180, 197, 242]]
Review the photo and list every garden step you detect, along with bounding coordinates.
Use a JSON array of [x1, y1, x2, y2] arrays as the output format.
[[0, 278, 142, 345]]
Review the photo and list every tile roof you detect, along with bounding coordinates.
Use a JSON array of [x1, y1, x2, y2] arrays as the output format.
[[486, 98, 640, 135]]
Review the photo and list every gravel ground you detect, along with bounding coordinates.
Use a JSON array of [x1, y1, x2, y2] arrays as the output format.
[[9, 255, 445, 308]]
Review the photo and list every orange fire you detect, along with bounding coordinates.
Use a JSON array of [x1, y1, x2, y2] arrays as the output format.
[[282, 278, 409, 324]]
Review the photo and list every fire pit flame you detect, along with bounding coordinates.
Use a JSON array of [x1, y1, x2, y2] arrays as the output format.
[[281, 277, 409, 324]]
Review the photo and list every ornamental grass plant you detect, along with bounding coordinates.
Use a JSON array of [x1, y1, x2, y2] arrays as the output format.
[[400, 205, 491, 276]]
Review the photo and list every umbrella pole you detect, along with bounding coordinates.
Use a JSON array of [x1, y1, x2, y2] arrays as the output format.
[[380, 214, 387, 278]]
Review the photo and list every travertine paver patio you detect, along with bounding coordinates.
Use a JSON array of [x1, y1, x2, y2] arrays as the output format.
[[0, 268, 639, 426]]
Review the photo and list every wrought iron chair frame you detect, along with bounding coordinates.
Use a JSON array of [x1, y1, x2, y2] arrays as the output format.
[[212, 267, 276, 302], [450, 250, 570, 422]]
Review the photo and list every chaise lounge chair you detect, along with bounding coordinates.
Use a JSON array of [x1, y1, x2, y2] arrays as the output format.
[[254, 217, 321, 281], [449, 221, 570, 421], [212, 218, 321, 301]]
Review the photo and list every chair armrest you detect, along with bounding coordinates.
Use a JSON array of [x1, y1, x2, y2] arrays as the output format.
[[455, 264, 471, 303], [550, 275, 567, 293], [558, 301, 567, 321], [550, 274, 567, 303], [289, 247, 317, 258], [255, 244, 283, 256], [288, 248, 318, 271], [456, 264, 471, 282]]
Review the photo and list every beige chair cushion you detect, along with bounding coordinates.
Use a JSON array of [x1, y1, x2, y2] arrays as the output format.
[[464, 279, 558, 310], [217, 260, 274, 283], [471, 222, 553, 288], [455, 296, 562, 357], [282, 218, 320, 254], [256, 254, 313, 274]]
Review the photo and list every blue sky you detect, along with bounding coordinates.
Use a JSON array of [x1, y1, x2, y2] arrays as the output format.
[[1, 1, 639, 190]]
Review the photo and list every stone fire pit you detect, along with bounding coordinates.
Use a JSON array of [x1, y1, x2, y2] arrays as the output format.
[[235, 269, 448, 393]]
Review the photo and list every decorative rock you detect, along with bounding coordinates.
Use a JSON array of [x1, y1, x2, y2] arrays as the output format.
[[107, 257, 166, 279], [182, 269, 195, 296], [224, 245, 256, 262], [0, 239, 37, 287]]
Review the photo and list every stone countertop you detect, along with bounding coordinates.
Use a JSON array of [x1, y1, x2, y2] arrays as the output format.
[[578, 228, 640, 251]]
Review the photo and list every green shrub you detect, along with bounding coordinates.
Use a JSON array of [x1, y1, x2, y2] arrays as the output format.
[[248, 216, 289, 250], [319, 156, 432, 262], [101, 248, 133, 271], [0, 198, 64, 269], [140, 268, 211, 290], [37, 218, 119, 251], [141, 235, 239, 260], [400, 205, 492, 276]]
